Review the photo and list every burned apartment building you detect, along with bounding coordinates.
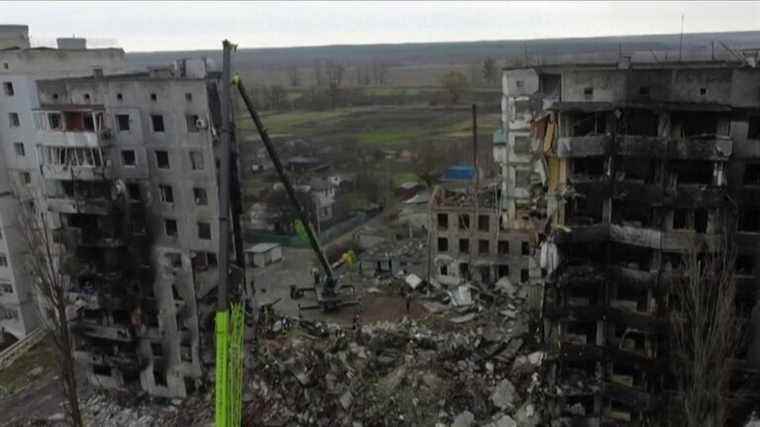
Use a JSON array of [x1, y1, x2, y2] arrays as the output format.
[[500, 59, 760, 423], [25, 59, 223, 397], [0, 27, 128, 340]]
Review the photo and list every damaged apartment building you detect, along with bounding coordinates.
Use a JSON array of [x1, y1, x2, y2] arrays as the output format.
[[500, 58, 760, 424], [11, 58, 223, 397]]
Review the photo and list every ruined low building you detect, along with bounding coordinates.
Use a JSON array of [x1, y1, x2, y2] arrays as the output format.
[[29, 59, 223, 397], [500, 59, 760, 424]]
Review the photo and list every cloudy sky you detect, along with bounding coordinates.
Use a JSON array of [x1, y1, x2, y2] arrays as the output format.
[[2, 1, 759, 52]]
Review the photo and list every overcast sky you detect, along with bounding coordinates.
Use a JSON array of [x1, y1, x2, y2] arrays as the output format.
[[1, 1, 759, 52]]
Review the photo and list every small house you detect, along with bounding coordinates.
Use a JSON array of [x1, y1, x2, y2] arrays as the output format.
[[245, 243, 284, 268]]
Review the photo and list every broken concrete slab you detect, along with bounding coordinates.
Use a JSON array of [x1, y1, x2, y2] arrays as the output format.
[[491, 379, 518, 410], [452, 410, 475, 427]]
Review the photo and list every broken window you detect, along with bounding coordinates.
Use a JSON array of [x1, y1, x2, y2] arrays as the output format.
[[8, 112, 19, 127], [613, 201, 652, 227], [197, 222, 211, 240], [459, 262, 470, 279], [478, 215, 489, 232], [164, 219, 178, 237], [539, 74, 561, 95], [47, 112, 61, 129], [459, 238, 470, 254], [155, 150, 170, 169], [497, 264, 509, 279], [638, 86, 650, 97], [673, 209, 690, 230], [437, 213, 448, 230], [159, 184, 174, 203], [622, 109, 658, 136], [189, 151, 204, 170], [498, 241, 509, 255], [565, 111, 606, 136], [93, 365, 112, 376], [166, 252, 182, 268], [521, 241, 530, 255], [739, 208, 760, 232], [121, 150, 136, 166], [749, 116, 760, 140], [670, 160, 712, 185], [458, 214, 470, 230], [583, 87, 593, 99], [151, 342, 164, 357], [437, 237, 448, 252], [151, 114, 165, 132], [3, 82, 13, 96], [153, 369, 167, 387], [0, 283, 12, 294], [671, 111, 719, 137], [19, 172, 31, 185], [744, 163, 760, 185], [13, 142, 24, 157], [479, 266, 491, 284], [513, 135, 531, 154], [116, 93, 123, 102], [186, 114, 200, 132], [0, 253, 7, 267], [150, 93, 158, 102], [515, 169, 531, 187], [478, 239, 489, 255], [695, 208, 708, 233], [116, 114, 130, 131], [440, 265, 448, 276], [185, 92, 193, 102], [521, 269, 529, 283], [126, 183, 141, 201], [193, 187, 208, 205], [616, 157, 656, 183], [572, 157, 605, 176], [737, 254, 754, 276]]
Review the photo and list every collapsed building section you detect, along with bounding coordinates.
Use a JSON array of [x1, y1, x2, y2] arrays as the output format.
[[32, 60, 222, 397], [500, 60, 760, 424]]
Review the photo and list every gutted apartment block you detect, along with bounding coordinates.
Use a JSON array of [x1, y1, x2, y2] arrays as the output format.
[[501, 60, 760, 424], [0, 29, 127, 340], [32, 59, 222, 397]]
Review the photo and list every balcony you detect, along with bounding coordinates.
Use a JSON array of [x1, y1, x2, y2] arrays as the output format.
[[34, 109, 111, 148], [74, 321, 132, 342], [55, 227, 124, 249], [556, 135, 611, 158], [617, 135, 668, 157], [46, 197, 111, 215], [669, 134, 733, 160], [41, 163, 112, 181]]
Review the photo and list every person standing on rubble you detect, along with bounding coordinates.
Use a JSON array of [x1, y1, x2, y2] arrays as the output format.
[[311, 266, 320, 285]]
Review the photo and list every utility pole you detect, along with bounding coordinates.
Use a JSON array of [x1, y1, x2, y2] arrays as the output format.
[[473, 104, 479, 191], [679, 13, 685, 62]]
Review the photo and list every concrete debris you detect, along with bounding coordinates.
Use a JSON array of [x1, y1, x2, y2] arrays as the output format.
[[452, 410, 475, 427], [491, 379, 518, 410], [450, 313, 477, 323], [448, 285, 473, 306]]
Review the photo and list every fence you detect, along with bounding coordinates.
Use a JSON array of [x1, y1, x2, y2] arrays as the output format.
[[0, 328, 48, 370]]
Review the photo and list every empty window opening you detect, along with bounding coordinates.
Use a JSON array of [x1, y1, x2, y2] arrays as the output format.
[[197, 222, 211, 240], [193, 187, 208, 205], [513, 135, 531, 154], [47, 112, 61, 129], [155, 150, 169, 169], [19, 172, 31, 185], [440, 265, 448, 276], [159, 184, 174, 203], [616, 157, 656, 183], [126, 183, 141, 201], [8, 112, 19, 127], [180, 345, 193, 362], [539, 74, 561, 95], [3, 82, 13, 96], [150, 93, 158, 102], [612, 243, 653, 271], [52, 93, 59, 100], [437, 213, 448, 230], [166, 252, 182, 268], [479, 266, 491, 283], [458, 214, 470, 230], [521, 269, 529, 283], [740, 208, 760, 232], [459, 238, 469, 254], [437, 237, 448, 252], [744, 163, 760, 185], [515, 169, 531, 187], [672, 111, 720, 137], [478, 239, 489, 255], [638, 86, 650, 97], [695, 209, 708, 233], [566, 111, 606, 136], [583, 87, 593, 99], [515, 80, 524, 88], [572, 157, 605, 176], [2, 63, 8, 70], [521, 241, 530, 255], [622, 109, 658, 136], [164, 219, 178, 237], [153, 369, 167, 386], [749, 116, 760, 139], [151, 342, 163, 357], [121, 150, 136, 166], [0, 254, 8, 268], [478, 214, 489, 232], [171, 283, 183, 301], [567, 194, 604, 226], [737, 254, 754, 276], [151, 114, 165, 132], [116, 93, 123, 102], [189, 151, 204, 170], [186, 114, 200, 132], [670, 160, 712, 185], [673, 209, 690, 230], [497, 264, 510, 279], [459, 262, 470, 280], [83, 93, 91, 102], [93, 365, 112, 376], [613, 201, 652, 228], [498, 241, 509, 255], [116, 114, 130, 131], [699, 87, 707, 96], [185, 92, 193, 102], [13, 142, 24, 157]]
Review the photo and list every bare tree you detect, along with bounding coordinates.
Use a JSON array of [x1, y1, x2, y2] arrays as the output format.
[[414, 140, 445, 188], [325, 60, 345, 109], [287, 66, 300, 87], [439, 70, 468, 104], [670, 241, 737, 427], [17, 202, 83, 427], [312, 59, 324, 87]]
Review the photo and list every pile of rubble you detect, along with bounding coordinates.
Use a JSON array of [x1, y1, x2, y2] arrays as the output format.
[[245, 304, 546, 426]]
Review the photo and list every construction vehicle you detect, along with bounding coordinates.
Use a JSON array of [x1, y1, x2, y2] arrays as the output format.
[[232, 74, 358, 312]]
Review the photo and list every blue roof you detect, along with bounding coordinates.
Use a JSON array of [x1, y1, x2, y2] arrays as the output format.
[[442, 165, 476, 181]]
